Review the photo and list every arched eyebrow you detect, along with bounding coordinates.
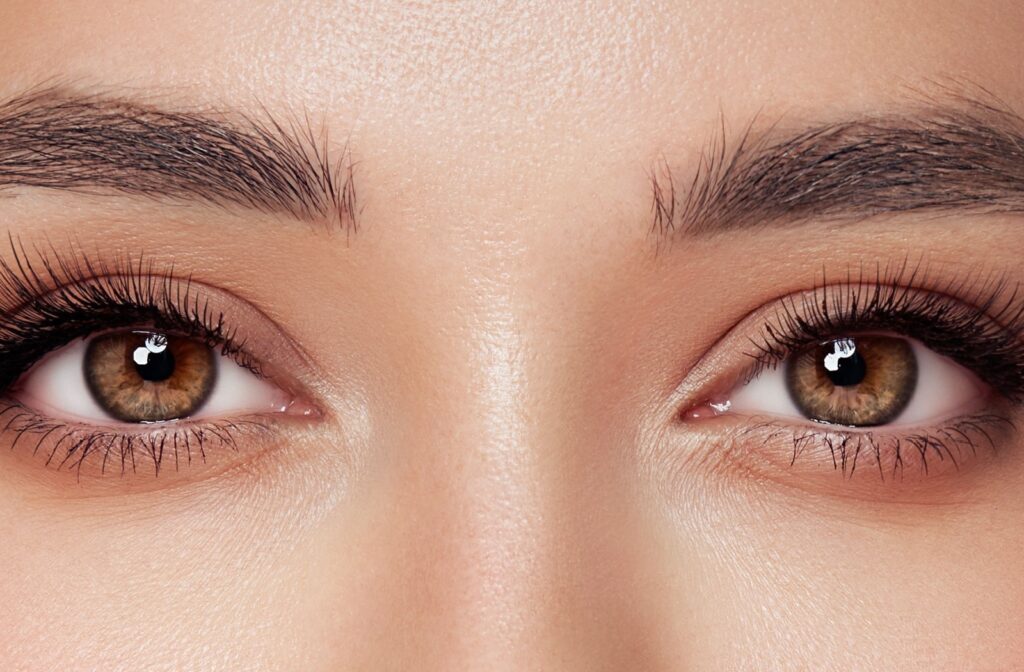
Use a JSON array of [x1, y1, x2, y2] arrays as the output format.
[[653, 97, 1024, 238], [0, 87, 357, 230]]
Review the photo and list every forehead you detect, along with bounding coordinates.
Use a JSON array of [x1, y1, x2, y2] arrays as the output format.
[[3, 2, 1020, 122], [0, 1, 1022, 242]]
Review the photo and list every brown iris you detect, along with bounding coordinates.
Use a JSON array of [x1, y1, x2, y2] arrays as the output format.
[[785, 336, 918, 426], [84, 330, 216, 422]]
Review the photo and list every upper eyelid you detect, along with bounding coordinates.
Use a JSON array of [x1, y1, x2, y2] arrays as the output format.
[[0, 264, 321, 404], [746, 282, 1024, 395], [671, 274, 1024, 414]]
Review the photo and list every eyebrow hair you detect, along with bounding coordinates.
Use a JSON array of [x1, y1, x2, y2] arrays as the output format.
[[652, 96, 1024, 238], [0, 87, 356, 229]]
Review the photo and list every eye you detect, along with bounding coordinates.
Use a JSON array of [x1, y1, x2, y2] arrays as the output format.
[[729, 335, 988, 427], [676, 276, 1024, 490], [15, 329, 291, 424]]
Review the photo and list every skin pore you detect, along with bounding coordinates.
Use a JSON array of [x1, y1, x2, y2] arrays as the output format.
[[0, 1, 1022, 670]]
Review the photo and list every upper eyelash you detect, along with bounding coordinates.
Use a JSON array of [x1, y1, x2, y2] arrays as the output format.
[[744, 261, 1024, 401], [0, 237, 261, 390]]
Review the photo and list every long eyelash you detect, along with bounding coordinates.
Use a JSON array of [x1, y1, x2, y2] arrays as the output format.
[[0, 399, 270, 479], [742, 413, 1016, 482], [0, 236, 261, 390], [745, 260, 1024, 401]]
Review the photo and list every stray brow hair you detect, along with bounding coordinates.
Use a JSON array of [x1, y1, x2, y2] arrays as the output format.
[[652, 94, 1024, 238], [0, 87, 357, 230]]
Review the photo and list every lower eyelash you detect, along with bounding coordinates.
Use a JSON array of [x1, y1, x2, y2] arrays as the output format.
[[736, 413, 1016, 483], [0, 398, 271, 479]]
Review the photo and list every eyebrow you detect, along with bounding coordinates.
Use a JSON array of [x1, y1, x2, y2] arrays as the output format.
[[652, 96, 1024, 238], [0, 87, 356, 229]]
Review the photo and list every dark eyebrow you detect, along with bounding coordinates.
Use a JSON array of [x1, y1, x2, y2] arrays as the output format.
[[652, 96, 1024, 238], [0, 87, 356, 230]]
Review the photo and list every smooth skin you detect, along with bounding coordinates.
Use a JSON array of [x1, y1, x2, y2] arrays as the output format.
[[0, 1, 1022, 670]]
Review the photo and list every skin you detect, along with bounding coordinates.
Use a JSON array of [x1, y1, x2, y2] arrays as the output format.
[[0, 1, 1022, 669]]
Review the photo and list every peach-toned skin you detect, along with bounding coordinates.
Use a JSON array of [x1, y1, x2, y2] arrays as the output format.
[[0, 2, 1022, 670]]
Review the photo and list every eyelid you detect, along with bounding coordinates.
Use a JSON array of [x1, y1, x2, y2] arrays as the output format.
[[0, 277, 325, 477], [694, 412, 1017, 500], [674, 278, 1024, 418], [662, 274, 1024, 494], [744, 280, 1024, 401], [0, 395, 285, 490], [0, 273, 323, 408]]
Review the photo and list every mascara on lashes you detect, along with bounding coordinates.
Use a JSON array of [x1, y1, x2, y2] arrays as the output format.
[[683, 263, 1024, 482], [0, 243, 281, 478], [744, 266, 1024, 403]]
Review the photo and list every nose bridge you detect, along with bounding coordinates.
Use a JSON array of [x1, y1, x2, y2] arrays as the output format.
[[335, 167, 668, 665], [374, 275, 660, 670], [427, 293, 548, 663]]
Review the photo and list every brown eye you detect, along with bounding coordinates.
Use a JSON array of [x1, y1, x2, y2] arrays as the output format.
[[84, 330, 216, 422], [785, 336, 918, 426]]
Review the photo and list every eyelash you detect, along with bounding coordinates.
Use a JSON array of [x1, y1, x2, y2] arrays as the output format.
[[737, 413, 1017, 483], [744, 263, 1024, 400], [0, 240, 270, 478], [0, 401, 272, 478], [3, 242, 1021, 484], [0, 240, 262, 388], [702, 262, 1024, 482]]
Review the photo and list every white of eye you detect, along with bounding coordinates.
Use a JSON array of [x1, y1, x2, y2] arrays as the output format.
[[16, 336, 291, 424], [729, 338, 987, 427]]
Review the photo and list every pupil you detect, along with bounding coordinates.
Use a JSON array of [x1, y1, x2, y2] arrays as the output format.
[[133, 334, 176, 382], [821, 338, 867, 387]]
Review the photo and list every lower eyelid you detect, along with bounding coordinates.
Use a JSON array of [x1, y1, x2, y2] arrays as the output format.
[[0, 396, 282, 485], [680, 411, 1018, 497]]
